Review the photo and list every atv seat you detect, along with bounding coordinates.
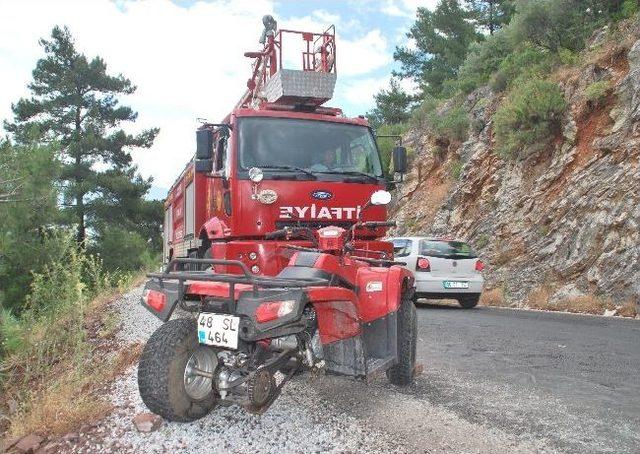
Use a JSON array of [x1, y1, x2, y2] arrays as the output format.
[[276, 266, 332, 282]]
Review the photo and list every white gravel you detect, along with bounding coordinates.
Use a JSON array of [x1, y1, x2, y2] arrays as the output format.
[[61, 285, 554, 454], [68, 285, 405, 453]]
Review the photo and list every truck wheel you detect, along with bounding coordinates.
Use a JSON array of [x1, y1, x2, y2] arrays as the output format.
[[386, 295, 417, 386], [458, 294, 480, 309], [138, 318, 218, 422]]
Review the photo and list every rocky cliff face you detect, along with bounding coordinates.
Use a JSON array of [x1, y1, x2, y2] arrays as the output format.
[[392, 24, 640, 307]]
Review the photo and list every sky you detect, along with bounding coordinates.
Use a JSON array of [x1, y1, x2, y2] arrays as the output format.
[[0, 0, 437, 199]]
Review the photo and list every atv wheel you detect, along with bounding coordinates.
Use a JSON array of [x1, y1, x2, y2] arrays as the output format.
[[458, 294, 480, 309], [138, 318, 218, 422], [386, 294, 417, 386]]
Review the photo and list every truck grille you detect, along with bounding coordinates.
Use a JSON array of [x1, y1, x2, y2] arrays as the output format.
[[275, 220, 355, 230]]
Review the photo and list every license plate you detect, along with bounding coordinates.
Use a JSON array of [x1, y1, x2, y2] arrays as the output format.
[[443, 281, 469, 289], [197, 313, 240, 349]]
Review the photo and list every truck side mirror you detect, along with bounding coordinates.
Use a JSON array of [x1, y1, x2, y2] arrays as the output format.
[[195, 159, 213, 173], [196, 129, 213, 160], [392, 146, 408, 174]]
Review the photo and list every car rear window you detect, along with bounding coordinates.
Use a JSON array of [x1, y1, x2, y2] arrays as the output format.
[[391, 239, 412, 257], [419, 240, 477, 259]]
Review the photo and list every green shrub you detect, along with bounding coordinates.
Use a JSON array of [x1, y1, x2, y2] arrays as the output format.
[[90, 227, 154, 272], [493, 78, 567, 159], [557, 48, 581, 66], [613, 0, 639, 20], [453, 32, 515, 95], [432, 106, 470, 142], [491, 45, 552, 92], [410, 97, 440, 130], [509, 0, 591, 53], [584, 80, 611, 104], [411, 99, 469, 143]]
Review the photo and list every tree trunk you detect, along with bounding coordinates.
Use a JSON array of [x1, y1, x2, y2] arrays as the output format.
[[74, 104, 85, 247]]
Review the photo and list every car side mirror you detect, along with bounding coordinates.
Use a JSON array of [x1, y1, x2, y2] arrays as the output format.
[[392, 146, 407, 174], [196, 129, 213, 160]]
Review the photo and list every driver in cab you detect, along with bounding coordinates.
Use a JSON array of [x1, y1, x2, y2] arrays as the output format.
[[309, 148, 337, 172]]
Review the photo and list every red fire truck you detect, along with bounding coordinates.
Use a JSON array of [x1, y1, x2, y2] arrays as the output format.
[[138, 16, 415, 420]]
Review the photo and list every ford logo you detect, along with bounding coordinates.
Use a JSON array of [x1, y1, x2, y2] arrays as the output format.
[[311, 190, 333, 200]]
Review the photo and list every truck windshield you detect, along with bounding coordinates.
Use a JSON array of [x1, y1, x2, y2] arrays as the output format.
[[238, 117, 383, 179]]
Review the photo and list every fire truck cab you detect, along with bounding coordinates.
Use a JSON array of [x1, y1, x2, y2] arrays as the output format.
[[162, 20, 407, 278]]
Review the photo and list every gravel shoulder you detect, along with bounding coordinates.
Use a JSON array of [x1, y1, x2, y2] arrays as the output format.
[[65, 286, 405, 453], [62, 286, 638, 453]]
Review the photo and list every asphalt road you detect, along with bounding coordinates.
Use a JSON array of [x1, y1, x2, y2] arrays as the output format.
[[308, 303, 640, 454]]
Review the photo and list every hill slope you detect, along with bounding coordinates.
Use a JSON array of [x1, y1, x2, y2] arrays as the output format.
[[392, 24, 640, 309]]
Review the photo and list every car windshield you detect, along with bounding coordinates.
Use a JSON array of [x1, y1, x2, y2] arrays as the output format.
[[419, 240, 477, 259], [238, 117, 383, 179]]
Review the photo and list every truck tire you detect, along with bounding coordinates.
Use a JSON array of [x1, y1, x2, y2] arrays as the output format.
[[458, 294, 480, 309], [138, 318, 218, 422], [386, 295, 417, 386]]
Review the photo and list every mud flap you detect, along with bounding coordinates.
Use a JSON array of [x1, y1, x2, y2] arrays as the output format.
[[323, 336, 367, 376], [323, 311, 398, 378]]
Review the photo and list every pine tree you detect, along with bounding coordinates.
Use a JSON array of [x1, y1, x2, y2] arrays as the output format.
[[394, 0, 482, 97], [367, 78, 414, 128], [0, 139, 60, 312], [465, 0, 515, 34], [4, 26, 159, 245]]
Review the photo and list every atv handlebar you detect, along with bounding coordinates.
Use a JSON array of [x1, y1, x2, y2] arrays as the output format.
[[264, 229, 288, 240], [264, 226, 318, 246]]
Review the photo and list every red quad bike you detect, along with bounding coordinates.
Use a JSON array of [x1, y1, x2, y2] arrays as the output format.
[[137, 191, 417, 420]]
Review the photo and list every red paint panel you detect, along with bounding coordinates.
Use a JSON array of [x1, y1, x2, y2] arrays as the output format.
[[355, 265, 413, 323], [355, 267, 390, 323]]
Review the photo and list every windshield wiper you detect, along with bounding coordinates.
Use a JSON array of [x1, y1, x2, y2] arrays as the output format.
[[260, 165, 317, 179], [315, 170, 380, 182]]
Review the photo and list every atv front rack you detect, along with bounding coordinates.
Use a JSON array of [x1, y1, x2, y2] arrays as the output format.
[[144, 258, 329, 320]]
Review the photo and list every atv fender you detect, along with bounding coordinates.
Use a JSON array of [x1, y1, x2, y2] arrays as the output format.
[[140, 279, 183, 322], [306, 287, 361, 345]]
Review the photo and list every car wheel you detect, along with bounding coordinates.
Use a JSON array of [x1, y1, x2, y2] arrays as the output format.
[[458, 294, 480, 309]]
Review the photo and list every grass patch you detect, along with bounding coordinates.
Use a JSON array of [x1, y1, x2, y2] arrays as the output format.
[[526, 288, 620, 315], [616, 300, 638, 318], [0, 233, 147, 439], [450, 160, 464, 180], [584, 80, 611, 106]]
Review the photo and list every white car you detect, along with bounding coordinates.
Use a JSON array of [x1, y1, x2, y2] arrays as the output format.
[[389, 237, 485, 309]]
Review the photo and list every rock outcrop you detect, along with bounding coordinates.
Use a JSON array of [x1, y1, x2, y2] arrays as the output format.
[[392, 24, 640, 306]]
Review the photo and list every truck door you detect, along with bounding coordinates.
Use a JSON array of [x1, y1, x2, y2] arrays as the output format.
[[210, 131, 232, 223], [163, 205, 172, 262], [184, 179, 195, 240]]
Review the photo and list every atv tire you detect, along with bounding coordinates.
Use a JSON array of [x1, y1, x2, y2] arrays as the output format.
[[138, 318, 218, 422], [386, 294, 417, 386], [458, 294, 480, 309]]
